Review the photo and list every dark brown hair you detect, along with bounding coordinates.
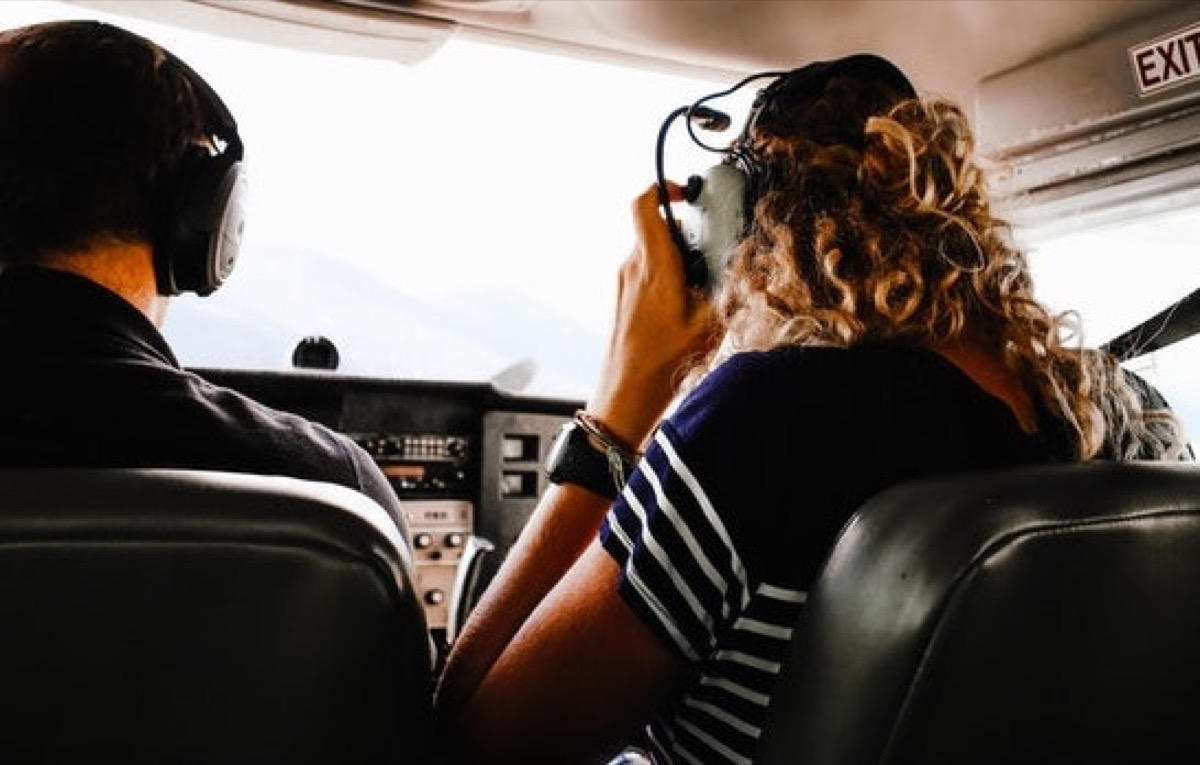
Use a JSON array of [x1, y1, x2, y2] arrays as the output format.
[[0, 20, 206, 262]]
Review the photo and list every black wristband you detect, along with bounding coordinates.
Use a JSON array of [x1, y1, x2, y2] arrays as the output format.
[[544, 421, 628, 500]]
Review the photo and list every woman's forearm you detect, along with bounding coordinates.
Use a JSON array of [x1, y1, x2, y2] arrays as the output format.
[[433, 482, 611, 725]]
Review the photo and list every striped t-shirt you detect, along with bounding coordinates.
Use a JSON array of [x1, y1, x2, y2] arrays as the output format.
[[599, 344, 1075, 763]]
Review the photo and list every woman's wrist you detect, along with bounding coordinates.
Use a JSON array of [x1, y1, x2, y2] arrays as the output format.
[[584, 387, 668, 453], [574, 411, 642, 462]]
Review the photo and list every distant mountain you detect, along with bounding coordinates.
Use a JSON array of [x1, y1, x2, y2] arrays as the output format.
[[164, 244, 602, 399]]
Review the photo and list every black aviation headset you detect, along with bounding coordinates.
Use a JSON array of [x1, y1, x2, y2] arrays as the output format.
[[89, 21, 247, 297], [655, 54, 916, 291]]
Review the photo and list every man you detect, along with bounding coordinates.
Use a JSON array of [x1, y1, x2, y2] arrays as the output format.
[[0, 19, 410, 536]]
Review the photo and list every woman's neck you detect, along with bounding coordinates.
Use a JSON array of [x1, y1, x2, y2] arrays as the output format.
[[930, 338, 1039, 434]]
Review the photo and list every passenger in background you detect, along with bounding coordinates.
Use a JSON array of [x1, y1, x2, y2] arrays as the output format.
[[435, 54, 1189, 764], [0, 21, 413, 538]]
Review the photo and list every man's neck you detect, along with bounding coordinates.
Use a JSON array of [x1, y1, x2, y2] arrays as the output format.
[[39, 241, 169, 327]]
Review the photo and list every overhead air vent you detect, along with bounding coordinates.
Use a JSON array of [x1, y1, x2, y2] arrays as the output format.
[[980, 5, 1200, 238]]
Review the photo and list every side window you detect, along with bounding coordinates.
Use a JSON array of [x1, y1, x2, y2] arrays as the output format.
[[1024, 205, 1200, 440]]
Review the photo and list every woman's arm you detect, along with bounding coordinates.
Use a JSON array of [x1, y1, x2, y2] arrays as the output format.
[[434, 183, 718, 763], [442, 496, 688, 763]]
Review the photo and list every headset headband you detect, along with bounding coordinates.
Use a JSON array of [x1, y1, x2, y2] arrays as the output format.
[[757, 54, 916, 110], [162, 45, 243, 162], [90, 21, 242, 162], [738, 53, 917, 153]]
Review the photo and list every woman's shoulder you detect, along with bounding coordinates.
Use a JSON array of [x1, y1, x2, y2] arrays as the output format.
[[696, 343, 927, 396], [669, 344, 922, 438]]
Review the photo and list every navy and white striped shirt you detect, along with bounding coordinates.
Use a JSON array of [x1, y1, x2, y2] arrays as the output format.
[[600, 344, 1074, 763]]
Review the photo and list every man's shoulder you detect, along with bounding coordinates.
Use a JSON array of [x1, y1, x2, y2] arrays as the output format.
[[177, 373, 404, 526], [183, 371, 354, 455]]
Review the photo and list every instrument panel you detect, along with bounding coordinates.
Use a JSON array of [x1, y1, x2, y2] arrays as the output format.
[[197, 368, 577, 654]]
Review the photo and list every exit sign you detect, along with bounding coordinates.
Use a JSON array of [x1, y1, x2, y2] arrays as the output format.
[[1129, 20, 1200, 96]]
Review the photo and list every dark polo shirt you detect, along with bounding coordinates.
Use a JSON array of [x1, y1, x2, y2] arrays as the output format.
[[0, 265, 407, 536]]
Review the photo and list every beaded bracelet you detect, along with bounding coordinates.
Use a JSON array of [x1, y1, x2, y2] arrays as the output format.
[[574, 410, 642, 490]]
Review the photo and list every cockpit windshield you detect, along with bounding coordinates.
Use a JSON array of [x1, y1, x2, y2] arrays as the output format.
[[111, 12, 725, 399], [162, 34, 729, 399]]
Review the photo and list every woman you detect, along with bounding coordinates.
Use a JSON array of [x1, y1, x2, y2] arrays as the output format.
[[435, 54, 1187, 765]]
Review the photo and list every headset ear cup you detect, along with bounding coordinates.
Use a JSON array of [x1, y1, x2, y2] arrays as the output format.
[[154, 147, 245, 296], [734, 152, 761, 235], [688, 163, 749, 288], [205, 162, 247, 295]]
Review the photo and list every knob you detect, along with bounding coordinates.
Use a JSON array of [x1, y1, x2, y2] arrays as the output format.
[[291, 335, 339, 370], [445, 532, 465, 548], [425, 590, 445, 606], [414, 533, 433, 549]]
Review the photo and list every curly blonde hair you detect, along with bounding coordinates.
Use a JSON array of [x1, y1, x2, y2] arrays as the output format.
[[702, 76, 1186, 460]]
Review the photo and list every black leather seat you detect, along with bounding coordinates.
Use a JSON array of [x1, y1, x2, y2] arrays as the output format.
[[756, 461, 1200, 765], [0, 468, 436, 764]]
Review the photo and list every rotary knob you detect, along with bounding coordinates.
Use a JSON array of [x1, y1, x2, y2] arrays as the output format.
[[424, 590, 445, 606]]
